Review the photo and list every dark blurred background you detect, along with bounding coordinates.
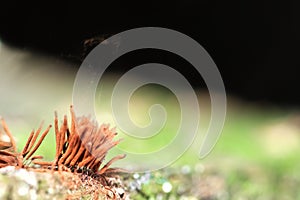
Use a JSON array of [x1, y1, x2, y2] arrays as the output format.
[[0, 0, 299, 105]]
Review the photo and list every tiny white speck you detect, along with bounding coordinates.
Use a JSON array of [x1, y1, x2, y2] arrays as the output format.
[[133, 173, 139, 179], [162, 182, 172, 193], [115, 188, 125, 196], [18, 184, 29, 196], [48, 187, 54, 194]]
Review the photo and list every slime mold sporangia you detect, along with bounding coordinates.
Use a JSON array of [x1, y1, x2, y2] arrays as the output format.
[[0, 105, 126, 199]]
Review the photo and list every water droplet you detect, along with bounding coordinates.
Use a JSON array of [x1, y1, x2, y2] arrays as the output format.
[[133, 173, 140, 179], [162, 181, 172, 193]]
